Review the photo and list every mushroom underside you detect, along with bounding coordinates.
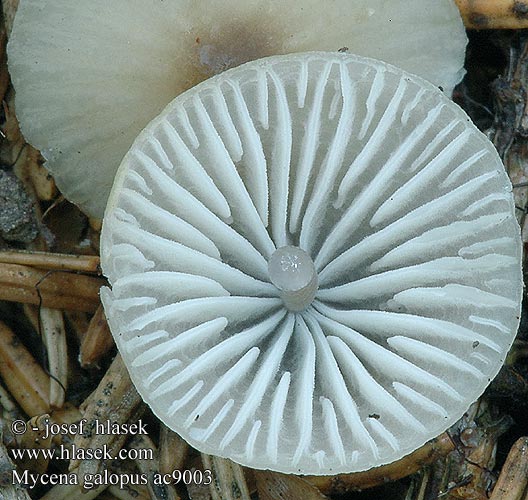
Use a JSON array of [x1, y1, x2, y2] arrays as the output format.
[[100, 52, 522, 475]]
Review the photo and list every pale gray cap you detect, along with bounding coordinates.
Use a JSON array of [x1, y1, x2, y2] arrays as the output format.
[[7, 0, 467, 218]]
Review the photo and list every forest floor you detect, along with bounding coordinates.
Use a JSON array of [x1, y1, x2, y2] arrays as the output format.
[[1, 3, 528, 500]]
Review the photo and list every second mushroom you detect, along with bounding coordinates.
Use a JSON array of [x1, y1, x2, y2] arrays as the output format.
[[7, 0, 467, 218]]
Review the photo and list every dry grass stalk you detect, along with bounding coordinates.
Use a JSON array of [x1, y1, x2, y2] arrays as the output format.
[[306, 431, 455, 494], [39, 307, 68, 408], [489, 437, 528, 499], [201, 454, 251, 500], [455, 0, 528, 29], [79, 305, 114, 368], [254, 470, 330, 500], [0, 263, 103, 312], [0, 320, 50, 416], [158, 424, 189, 475], [72, 354, 143, 480], [0, 250, 101, 273]]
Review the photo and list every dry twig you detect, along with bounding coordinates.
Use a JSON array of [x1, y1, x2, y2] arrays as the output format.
[[0, 250, 101, 273], [0, 263, 103, 312], [39, 307, 68, 408]]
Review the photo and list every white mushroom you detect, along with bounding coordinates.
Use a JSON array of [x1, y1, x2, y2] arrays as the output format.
[[100, 52, 522, 475], [7, 0, 467, 218]]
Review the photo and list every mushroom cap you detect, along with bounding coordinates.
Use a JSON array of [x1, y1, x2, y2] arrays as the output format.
[[100, 52, 522, 475], [7, 0, 467, 218]]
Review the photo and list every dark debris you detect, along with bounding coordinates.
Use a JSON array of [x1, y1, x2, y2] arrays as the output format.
[[0, 168, 38, 244]]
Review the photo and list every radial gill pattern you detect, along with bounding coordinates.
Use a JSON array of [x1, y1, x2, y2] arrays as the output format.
[[100, 52, 522, 475]]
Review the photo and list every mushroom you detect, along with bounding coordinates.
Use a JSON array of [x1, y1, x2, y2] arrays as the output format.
[[100, 52, 522, 475], [7, 0, 467, 218]]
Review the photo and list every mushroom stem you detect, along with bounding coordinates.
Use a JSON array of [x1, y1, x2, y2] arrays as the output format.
[[268, 246, 318, 312], [455, 0, 528, 29]]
